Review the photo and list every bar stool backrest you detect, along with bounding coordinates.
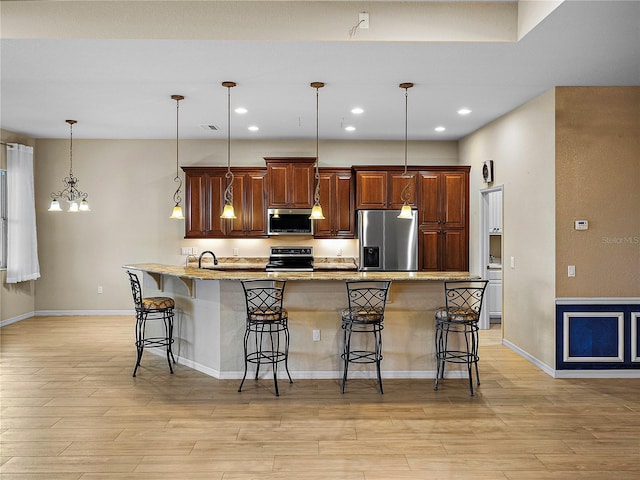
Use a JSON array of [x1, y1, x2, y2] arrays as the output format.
[[443, 280, 489, 320], [345, 281, 391, 318], [241, 279, 287, 319], [127, 271, 144, 312]]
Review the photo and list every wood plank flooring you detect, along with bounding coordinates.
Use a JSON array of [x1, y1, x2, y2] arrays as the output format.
[[1, 315, 639, 479]]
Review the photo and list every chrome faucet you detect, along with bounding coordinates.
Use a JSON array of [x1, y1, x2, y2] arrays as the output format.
[[185, 254, 198, 267], [198, 250, 218, 268]]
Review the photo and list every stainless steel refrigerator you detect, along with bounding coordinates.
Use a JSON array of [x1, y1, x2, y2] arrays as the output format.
[[357, 210, 418, 271]]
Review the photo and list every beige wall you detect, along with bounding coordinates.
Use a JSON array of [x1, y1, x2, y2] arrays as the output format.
[[1, 129, 37, 322], [34, 138, 458, 312], [555, 87, 640, 297], [459, 90, 557, 368]]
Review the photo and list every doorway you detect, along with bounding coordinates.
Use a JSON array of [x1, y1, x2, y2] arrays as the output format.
[[479, 185, 503, 330]]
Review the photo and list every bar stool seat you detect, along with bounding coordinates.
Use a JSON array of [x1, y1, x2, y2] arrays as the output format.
[[238, 279, 292, 396], [434, 280, 488, 395], [340, 281, 391, 394], [126, 271, 176, 377]]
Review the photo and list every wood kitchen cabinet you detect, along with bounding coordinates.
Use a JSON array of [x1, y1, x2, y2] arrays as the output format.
[[418, 168, 469, 271], [265, 157, 315, 208], [223, 168, 268, 237], [183, 168, 226, 238], [314, 168, 355, 238], [183, 167, 267, 238], [354, 168, 417, 209]]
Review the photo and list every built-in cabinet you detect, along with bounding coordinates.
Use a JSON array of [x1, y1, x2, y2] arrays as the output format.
[[184, 168, 226, 238], [183, 163, 353, 239], [265, 157, 315, 208], [487, 268, 502, 318], [354, 166, 469, 272], [354, 169, 417, 210], [488, 189, 503, 233], [183, 167, 267, 238], [314, 169, 355, 238], [417, 169, 469, 271]]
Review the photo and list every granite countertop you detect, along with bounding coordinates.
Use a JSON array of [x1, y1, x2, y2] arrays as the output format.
[[124, 262, 476, 282], [188, 257, 358, 271]]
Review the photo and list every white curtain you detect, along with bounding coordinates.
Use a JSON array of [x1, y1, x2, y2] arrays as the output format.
[[6, 144, 40, 283]]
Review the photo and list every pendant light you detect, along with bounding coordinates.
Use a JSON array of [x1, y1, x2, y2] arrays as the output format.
[[397, 82, 415, 219], [309, 81, 325, 220], [48, 120, 90, 213], [169, 95, 185, 219], [220, 81, 237, 219]]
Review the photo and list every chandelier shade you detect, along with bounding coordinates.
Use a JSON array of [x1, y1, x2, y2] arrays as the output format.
[[48, 120, 90, 213]]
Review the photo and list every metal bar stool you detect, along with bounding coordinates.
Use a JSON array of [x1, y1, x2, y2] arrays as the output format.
[[126, 270, 176, 377], [434, 280, 488, 395], [340, 280, 391, 394], [238, 279, 292, 396]]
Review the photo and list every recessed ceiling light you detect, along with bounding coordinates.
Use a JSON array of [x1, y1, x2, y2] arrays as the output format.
[[345, 125, 356, 132], [457, 108, 472, 115], [248, 125, 259, 132], [235, 107, 248, 114], [351, 107, 364, 115], [435, 126, 446, 132]]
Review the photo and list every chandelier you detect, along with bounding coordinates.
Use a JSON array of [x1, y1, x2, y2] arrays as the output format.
[[220, 81, 237, 219], [169, 95, 185, 219], [48, 120, 90, 212], [309, 81, 325, 220], [397, 82, 415, 219]]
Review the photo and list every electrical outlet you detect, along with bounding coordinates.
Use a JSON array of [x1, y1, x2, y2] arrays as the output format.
[[337, 248, 342, 256], [510, 256, 515, 269], [180, 247, 190, 255], [97, 285, 103, 294], [312, 329, 321, 342], [233, 248, 239, 256]]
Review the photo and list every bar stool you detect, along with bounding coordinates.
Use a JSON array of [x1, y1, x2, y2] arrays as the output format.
[[126, 271, 176, 377], [238, 279, 292, 396], [340, 280, 391, 394], [434, 280, 488, 395]]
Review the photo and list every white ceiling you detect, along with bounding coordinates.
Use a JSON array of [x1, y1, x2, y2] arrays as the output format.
[[1, 1, 638, 141]]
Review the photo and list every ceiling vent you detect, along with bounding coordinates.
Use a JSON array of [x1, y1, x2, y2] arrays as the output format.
[[199, 124, 218, 131]]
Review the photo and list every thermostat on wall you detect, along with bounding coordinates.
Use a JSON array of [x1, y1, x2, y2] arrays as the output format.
[[574, 220, 588, 230]]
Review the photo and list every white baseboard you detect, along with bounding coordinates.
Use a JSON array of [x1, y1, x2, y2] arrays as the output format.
[[0, 311, 35, 328], [502, 338, 556, 377]]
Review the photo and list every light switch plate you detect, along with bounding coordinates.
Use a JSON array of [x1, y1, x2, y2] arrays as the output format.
[[568, 265, 576, 277]]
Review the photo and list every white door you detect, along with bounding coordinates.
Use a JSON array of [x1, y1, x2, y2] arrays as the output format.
[[479, 186, 504, 329]]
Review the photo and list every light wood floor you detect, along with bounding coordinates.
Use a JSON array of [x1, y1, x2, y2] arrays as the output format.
[[1, 315, 639, 479]]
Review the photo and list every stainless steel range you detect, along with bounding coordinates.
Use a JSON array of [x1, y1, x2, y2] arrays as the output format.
[[265, 246, 314, 272]]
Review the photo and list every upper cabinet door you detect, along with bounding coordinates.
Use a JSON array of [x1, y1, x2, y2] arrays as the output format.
[[441, 171, 467, 229], [265, 157, 315, 208], [184, 169, 225, 238], [314, 169, 355, 238], [355, 171, 388, 209], [388, 172, 418, 210], [418, 172, 440, 228]]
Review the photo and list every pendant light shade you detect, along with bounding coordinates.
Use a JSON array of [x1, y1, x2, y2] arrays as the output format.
[[220, 81, 237, 219], [309, 81, 325, 220], [48, 120, 90, 212], [397, 82, 415, 219], [170, 95, 185, 219]]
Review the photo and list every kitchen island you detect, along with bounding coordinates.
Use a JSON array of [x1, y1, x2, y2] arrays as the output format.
[[123, 263, 478, 381]]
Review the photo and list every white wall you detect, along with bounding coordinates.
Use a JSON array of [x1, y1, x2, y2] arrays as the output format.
[[459, 89, 557, 369], [34, 138, 458, 313]]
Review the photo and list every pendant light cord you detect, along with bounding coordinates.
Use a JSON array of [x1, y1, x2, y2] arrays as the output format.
[[314, 84, 320, 204], [399, 83, 414, 204]]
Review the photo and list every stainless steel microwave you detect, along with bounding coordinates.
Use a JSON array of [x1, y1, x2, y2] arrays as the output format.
[[267, 209, 314, 236]]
